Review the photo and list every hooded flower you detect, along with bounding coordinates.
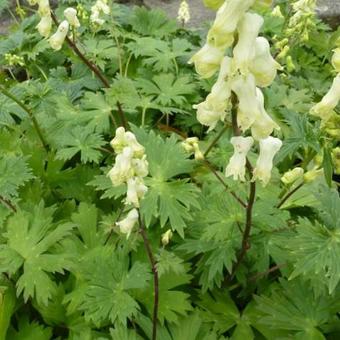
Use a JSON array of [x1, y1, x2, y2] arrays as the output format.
[[126, 177, 148, 207], [233, 12, 264, 74], [253, 136, 282, 186], [116, 208, 139, 238], [251, 88, 280, 140], [194, 56, 232, 130], [110, 127, 145, 158], [281, 167, 304, 184], [189, 42, 225, 79], [49, 20, 69, 51], [64, 7, 81, 28], [250, 37, 282, 87], [90, 0, 110, 25], [36, 14, 52, 37], [208, 0, 255, 48], [225, 136, 254, 182], [231, 73, 260, 131], [108, 147, 134, 186], [310, 75, 340, 121], [38, 0, 50, 17]]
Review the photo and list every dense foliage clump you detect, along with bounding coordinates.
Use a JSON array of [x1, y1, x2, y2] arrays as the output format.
[[0, 0, 339, 339]]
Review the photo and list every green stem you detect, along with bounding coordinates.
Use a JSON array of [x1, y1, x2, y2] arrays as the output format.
[[204, 124, 229, 158], [0, 85, 49, 152]]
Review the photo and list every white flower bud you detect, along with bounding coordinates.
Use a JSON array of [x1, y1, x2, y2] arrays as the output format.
[[208, 0, 255, 48], [182, 137, 204, 160], [64, 8, 80, 28], [189, 42, 224, 79], [161, 229, 173, 246], [251, 88, 280, 140], [253, 136, 282, 186], [233, 12, 264, 74], [231, 73, 260, 131], [116, 208, 139, 238], [38, 0, 50, 17], [271, 5, 284, 18], [49, 20, 69, 51], [110, 127, 145, 158], [310, 75, 340, 121], [225, 136, 254, 182], [281, 167, 304, 184], [126, 177, 148, 207], [36, 14, 52, 38], [250, 37, 282, 87], [332, 48, 340, 73], [303, 167, 323, 183], [108, 147, 134, 186]]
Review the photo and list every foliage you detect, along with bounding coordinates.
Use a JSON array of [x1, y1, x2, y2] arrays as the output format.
[[0, 0, 339, 339]]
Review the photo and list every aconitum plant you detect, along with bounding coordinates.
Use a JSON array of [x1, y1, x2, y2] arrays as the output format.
[[0, 0, 339, 339]]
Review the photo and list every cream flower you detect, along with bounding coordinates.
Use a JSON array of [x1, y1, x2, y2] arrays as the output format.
[[194, 57, 232, 130], [310, 75, 340, 121], [251, 88, 280, 140], [250, 37, 282, 87], [116, 208, 139, 239], [126, 177, 148, 207], [182, 137, 204, 160], [49, 20, 69, 51], [38, 0, 50, 17], [108, 147, 134, 186], [36, 14, 52, 38], [131, 156, 149, 178], [189, 42, 225, 79], [233, 12, 264, 74], [64, 8, 80, 28], [161, 229, 173, 246], [332, 48, 340, 73], [110, 127, 145, 158], [225, 136, 254, 182], [208, 0, 255, 48], [95, 0, 110, 15], [231, 73, 260, 131], [90, 0, 109, 25], [253, 136, 282, 186], [281, 167, 304, 184]]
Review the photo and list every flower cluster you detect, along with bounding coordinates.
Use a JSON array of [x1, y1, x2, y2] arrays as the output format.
[[177, 1, 191, 25], [108, 128, 149, 238], [90, 0, 110, 25], [4, 53, 25, 67], [190, 0, 282, 186], [286, 0, 317, 43], [29, 1, 81, 50], [182, 137, 204, 160]]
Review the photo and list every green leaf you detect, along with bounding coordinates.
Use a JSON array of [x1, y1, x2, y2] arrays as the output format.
[[0, 155, 33, 201], [128, 7, 177, 38], [255, 279, 339, 336], [0, 202, 74, 305], [132, 128, 199, 235], [137, 73, 196, 107], [6, 317, 52, 340], [55, 126, 105, 163], [0, 279, 16, 340], [322, 146, 333, 187], [65, 248, 151, 326], [288, 218, 340, 293]]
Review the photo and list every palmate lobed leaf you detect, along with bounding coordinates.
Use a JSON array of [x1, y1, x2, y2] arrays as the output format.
[[0, 155, 33, 201], [0, 202, 74, 305]]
